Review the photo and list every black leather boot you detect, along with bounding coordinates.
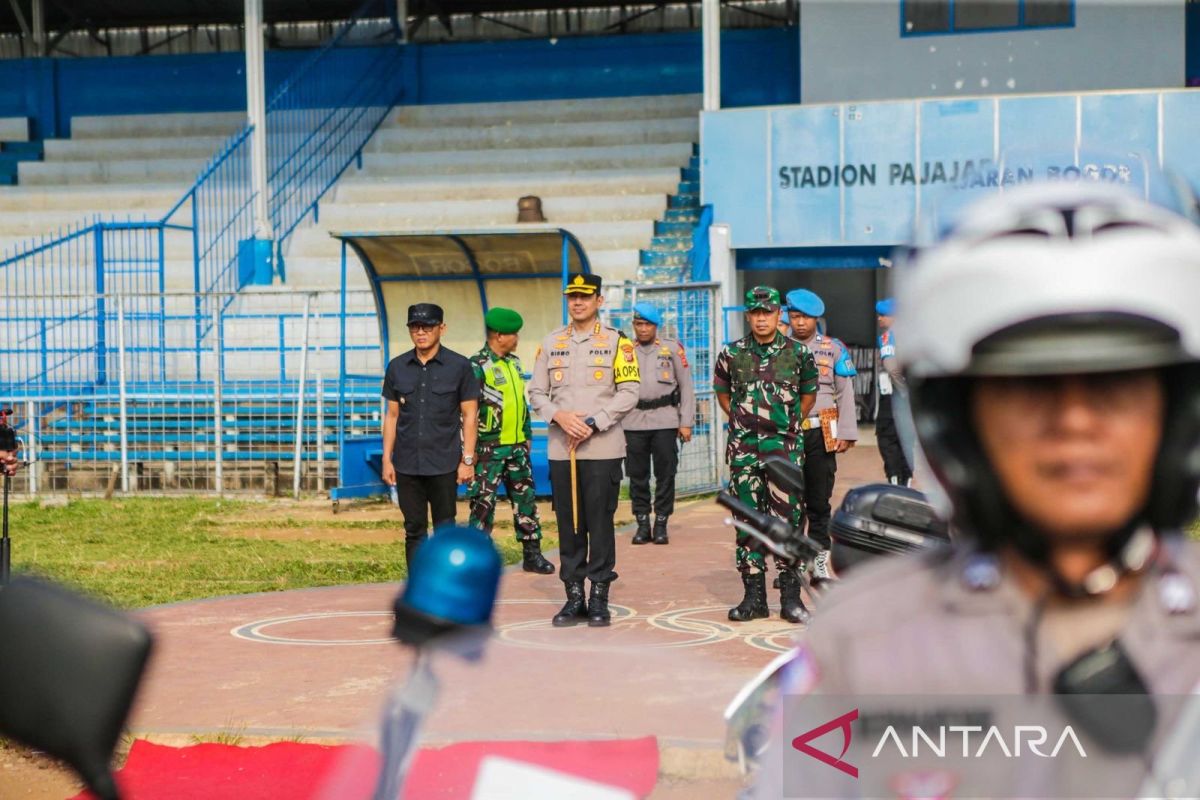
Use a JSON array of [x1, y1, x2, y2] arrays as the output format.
[[652, 515, 669, 545], [588, 581, 611, 627], [521, 539, 555, 574], [552, 582, 589, 627], [778, 569, 811, 625], [632, 514, 651, 545], [727, 571, 769, 622]]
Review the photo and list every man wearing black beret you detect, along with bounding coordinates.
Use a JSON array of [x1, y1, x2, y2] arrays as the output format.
[[382, 302, 480, 571]]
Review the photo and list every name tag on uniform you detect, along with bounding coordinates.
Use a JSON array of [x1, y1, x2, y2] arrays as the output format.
[[878, 372, 893, 396]]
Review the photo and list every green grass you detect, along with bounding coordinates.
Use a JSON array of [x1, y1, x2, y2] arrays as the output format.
[[6, 497, 537, 609]]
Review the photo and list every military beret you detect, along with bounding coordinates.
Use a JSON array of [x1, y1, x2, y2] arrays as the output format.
[[632, 302, 662, 327], [786, 288, 825, 317], [745, 285, 781, 312], [876, 298, 896, 316], [484, 307, 523, 334]]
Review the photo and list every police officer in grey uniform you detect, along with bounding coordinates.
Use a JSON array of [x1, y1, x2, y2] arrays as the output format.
[[528, 273, 641, 628], [622, 302, 696, 546], [784, 288, 858, 582], [756, 183, 1200, 797]]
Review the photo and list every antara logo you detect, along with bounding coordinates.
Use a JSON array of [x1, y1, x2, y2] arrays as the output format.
[[792, 710, 1088, 778], [792, 709, 860, 778]]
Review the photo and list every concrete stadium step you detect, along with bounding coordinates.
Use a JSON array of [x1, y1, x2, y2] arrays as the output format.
[[359, 142, 693, 177], [333, 168, 683, 203], [232, 287, 378, 314], [286, 220, 655, 261], [387, 94, 702, 128], [0, 183, 185, 212], [43, 135, 232, 162], [69, 111, 246, 140], [19, 157, 208, 186], [0, 209, 163, 236], [367, 117, 697, 153], [0, 117, 29, 141], [313, 194, 667, 230]]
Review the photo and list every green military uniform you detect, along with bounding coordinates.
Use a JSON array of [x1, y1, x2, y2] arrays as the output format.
[[713, 291, 818, 574], [465, 308, 554, 575], [466, 344, 541, 539]]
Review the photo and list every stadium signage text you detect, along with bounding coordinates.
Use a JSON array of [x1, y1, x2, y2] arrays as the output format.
[[777, 160, 1132, 190]]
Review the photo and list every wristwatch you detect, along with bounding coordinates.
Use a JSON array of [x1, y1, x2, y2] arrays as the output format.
[[585, 417, 599, 433], [462, 454, 476, 466]]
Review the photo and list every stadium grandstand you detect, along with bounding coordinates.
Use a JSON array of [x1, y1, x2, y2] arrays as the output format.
[[0, 0, 1195, 500]]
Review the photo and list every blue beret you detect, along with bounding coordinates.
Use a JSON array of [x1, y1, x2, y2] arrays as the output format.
[[785, 289, 825, 317], [875, 298, 896, 316], [632, 302, 663, 327]]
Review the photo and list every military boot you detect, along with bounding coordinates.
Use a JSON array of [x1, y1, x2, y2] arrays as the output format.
[[778, 569, 812, 625], [652, 515, 670, 545], [727, 571, 769, 622], [588, 581, 612, 627], [552, 582, 589, 627], [521, 539, 555, 574], [632, 514, 652, 545]]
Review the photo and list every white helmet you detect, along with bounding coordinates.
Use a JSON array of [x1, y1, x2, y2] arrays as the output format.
[[894, 181, 1200, 556]]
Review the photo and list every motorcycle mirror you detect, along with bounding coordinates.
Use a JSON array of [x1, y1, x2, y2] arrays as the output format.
[[0, 576, 153, 800], [763, 456, 805, 496]]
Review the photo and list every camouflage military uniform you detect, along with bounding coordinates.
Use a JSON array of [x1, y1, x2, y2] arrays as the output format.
[[713, 332, 818, 572], [465, 344, 543, 542]]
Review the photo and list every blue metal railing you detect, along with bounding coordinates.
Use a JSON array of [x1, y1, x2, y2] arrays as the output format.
[[0, 0, 403, 393], [267, 0, 404, 280]]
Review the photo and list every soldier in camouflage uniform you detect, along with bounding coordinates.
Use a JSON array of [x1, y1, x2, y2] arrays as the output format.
[[714, 286, 818, 624], [466, 307, 555, 575]]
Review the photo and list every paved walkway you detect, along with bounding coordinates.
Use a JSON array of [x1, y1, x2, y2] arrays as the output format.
[[129, 444, 890, 786]]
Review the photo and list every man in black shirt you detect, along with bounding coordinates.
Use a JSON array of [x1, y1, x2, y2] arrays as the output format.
[[381, 303, 480, 571]]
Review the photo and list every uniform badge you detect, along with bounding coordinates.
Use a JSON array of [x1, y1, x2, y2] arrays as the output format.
[[659, 347, 670, 356], [621, 343, 634, 357], [594, 370, 604, 381], [594, 356, 604, 365], [677, 345, 688, 368], [553, 370, 563, 382], [662, 371, 671, 380], [492, 367, 506, 385], [553, 359, 562, 367]]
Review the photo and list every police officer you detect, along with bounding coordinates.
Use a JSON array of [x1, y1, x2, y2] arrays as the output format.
[[714, 286, 818, 624], [528, 273, 640, 627], [756, 183, 1200, 796], [622, 302, 696, 546], [785, 288, 858, 583], [466, 307, 555, 575], [874, 297, 912, 486]]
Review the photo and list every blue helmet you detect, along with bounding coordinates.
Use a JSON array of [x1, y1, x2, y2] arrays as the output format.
[[875, 298, 896, 316], [785, 288, 825, 317], [392, 526, 502, 645], [632, 302, 663, 327]]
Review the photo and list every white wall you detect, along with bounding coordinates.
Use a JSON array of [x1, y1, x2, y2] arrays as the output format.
[[800, 0, 1185, 104]]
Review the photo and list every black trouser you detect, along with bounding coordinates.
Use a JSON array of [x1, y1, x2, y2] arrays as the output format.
[[395, 471, 458, 563], [550, 458, 622, 585], [875, 395, 912, 483], [624, 428, 679, 518], [801, 427, 836, 550]]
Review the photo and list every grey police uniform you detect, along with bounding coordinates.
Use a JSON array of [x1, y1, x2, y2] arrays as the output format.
[[794, 332, 858, 551], [622, 337, 696, 522], [752, 542, 1200, 799], [528, 320, 640, 584]]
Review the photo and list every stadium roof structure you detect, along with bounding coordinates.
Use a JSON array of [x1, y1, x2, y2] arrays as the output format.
[[0, 1, 785, 33]]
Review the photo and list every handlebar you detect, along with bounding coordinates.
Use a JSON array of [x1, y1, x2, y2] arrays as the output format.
[[715, 491, 823, 564]]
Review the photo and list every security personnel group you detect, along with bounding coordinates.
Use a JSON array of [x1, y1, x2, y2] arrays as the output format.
[[383, 272, 892, 627]]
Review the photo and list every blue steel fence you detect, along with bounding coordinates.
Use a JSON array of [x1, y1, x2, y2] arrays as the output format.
[[2, 290, 383, 496]]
